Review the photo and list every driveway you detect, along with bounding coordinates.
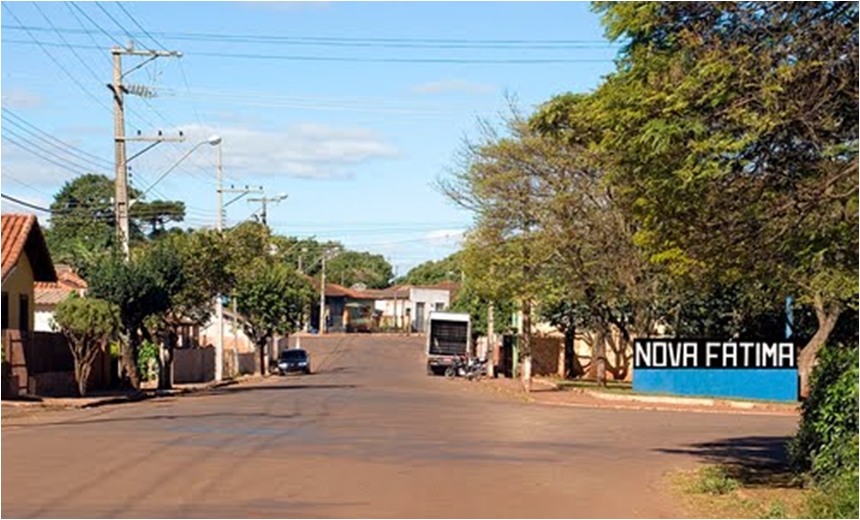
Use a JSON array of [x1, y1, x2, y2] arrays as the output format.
[[1, 335, 798, 518]]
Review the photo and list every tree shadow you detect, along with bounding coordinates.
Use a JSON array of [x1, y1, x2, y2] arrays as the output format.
[[655, 435, 801, 488], [205, 383, 358, 395]]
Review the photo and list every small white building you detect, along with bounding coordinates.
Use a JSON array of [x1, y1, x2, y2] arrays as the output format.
[[33, 265, 87, 332], [372, 282, 458, 332]]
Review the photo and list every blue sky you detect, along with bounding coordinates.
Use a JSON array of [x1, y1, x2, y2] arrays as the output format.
[[1, 1, 618, 275]]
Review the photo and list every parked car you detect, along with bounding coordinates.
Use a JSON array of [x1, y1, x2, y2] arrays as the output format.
[[277, 349, 311, 375]]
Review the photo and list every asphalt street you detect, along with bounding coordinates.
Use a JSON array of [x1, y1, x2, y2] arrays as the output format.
[[1, 335, 798, 518]]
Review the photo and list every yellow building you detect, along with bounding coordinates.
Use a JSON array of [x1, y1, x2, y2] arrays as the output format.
[[2, 214, 57, 333]]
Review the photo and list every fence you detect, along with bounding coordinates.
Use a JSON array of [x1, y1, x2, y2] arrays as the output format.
[[1, 329, 111, 397]]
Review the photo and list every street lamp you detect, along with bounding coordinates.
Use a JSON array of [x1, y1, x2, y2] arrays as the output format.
[[138, 135, 221, 199]]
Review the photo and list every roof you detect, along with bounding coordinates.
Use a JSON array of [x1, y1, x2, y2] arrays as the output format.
[[1, 214, 57, 284], [34, 264, 88, 306]]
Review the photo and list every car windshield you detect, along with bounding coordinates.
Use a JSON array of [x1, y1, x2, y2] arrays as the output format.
[[280, 350, 307, 361]]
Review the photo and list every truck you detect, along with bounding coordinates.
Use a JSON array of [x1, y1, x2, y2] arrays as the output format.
[[425, 311, 471, 376]]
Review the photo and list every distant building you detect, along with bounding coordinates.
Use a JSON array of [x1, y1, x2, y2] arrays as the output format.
[[34, 265, 88, 332]]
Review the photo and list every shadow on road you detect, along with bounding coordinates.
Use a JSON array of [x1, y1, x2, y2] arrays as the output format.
[[211, 383, 358, 394], [655, 435, 798, 487]]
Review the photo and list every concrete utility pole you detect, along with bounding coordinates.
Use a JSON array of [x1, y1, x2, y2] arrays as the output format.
[[319, 251, 327, 335], [110, 44, 182, 260], [214, 145, 263, 382], [247, 193, 288, 226]]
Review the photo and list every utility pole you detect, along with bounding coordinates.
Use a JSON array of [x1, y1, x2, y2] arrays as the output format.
[[247, 193, 288, 226], [110, 44, 182, 260], [213, 144, 262, 382], [319, 251, 327, 335]]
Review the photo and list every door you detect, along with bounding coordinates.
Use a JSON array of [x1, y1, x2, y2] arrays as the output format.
[[415, 302, 425, 332]]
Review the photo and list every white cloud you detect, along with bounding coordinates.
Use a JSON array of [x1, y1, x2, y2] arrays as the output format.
[[412, 80, 495, 95], [163, 122, 398, 180], [1, 89, 45, 110]]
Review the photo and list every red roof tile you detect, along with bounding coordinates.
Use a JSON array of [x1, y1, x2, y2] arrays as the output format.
[[1, 214, 56, 283]]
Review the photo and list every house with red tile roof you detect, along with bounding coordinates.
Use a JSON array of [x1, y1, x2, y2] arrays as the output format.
[[2, 214, 57, 334], [34, 264, 88, 332]]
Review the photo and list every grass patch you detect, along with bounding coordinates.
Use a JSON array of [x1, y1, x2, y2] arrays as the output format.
[[669, 465, 809, 519], [693, 465, 740, 495]]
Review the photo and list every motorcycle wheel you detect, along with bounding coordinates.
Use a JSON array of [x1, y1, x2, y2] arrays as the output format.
[[444, 366, 456, 378]]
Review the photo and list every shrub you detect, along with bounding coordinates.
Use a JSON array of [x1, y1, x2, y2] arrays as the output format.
[[137, 340, 159, 382], [693, 466, 739, 495], [803, 435, 859, 518], [789, 341, 858, 477]]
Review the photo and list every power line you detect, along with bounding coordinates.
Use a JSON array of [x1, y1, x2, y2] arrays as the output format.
[[67, 2, 122, 46], [114, 2, 168, 51], [2, 133, 93, 176], [31, 1, 103, 85], [1, 108, 113, 168], [0, 6, 113, 114], [1, 39, 613, 64], [1, 24, 620, 48], [94, 2, 135, 44], [1, 194, 54, 214]]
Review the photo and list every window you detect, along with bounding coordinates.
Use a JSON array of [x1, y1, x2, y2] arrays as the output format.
[[1, 292, 8, 330], [435, 302, 445, 311], [18, 294, 29, 332]]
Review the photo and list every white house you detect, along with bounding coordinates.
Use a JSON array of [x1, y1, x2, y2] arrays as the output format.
[[33, 265, 87, 332], [372, 282, 458, 332]]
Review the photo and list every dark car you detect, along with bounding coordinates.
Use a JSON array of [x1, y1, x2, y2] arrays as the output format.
[[277, 349, 311, 375]]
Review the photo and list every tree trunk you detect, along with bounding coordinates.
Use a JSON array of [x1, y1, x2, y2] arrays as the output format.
[[120, 332, 141, 390], [157, 329, 176, 391], [520, 300, 532, 393], [594, 326, 607, 387], [487, 302, 495, 378], [258, 339, 269, 376], [798, 296, 842, 398]]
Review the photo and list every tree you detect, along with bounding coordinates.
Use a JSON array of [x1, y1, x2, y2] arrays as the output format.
[[86, 252, 172, 389], [325, 250, 393, 289], [53, 295, 120, 396], [46, 173, 188, 273], [234, 259, 313, 375], [586, 1, 858, 395], [397, 253, 463, 286]]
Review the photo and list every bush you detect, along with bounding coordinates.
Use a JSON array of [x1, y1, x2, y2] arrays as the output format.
[[804, 435, 858, 518], [789, 340, 859, 519], [789, 341, 858, 477], [693, 466, 739, 495], [137, 340, 159, 382]]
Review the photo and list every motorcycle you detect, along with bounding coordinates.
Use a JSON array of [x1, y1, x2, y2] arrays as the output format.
[[444, 356, 487, 380]]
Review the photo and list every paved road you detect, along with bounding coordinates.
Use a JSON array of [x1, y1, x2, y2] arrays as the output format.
[[2, 335, 797, 518]]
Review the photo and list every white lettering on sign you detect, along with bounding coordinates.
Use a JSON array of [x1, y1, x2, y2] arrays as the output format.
[[706, 342, 721, 367]]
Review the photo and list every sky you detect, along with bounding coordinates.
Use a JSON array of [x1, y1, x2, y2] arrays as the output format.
[[0, 1, 619, 276]]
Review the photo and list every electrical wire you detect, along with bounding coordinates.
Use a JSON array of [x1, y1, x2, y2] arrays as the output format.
[[1, 108, 113, 169], [1, 39, 613, 64], [1, 24, 618, 49]]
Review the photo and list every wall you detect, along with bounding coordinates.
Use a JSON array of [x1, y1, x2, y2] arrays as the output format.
[[34, 307, 54, 332], [2, 253, 35, 332], [633, 368, 798, 402], [409, 288, 450, 332], [173, 347, 215, 384], [531, 337, 564, 377]]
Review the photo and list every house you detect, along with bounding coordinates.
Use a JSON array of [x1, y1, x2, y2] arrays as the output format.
[[310, 282, 376, 333], [372, 282, 458, 332], [34, 265, 88, 332], [2, 214, 57, 334]]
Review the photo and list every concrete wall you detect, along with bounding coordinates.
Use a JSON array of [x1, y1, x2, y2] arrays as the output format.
[[173, 347, 215, 384], [34, 308, 54, 332], [2, 253, 35, 332], [633, 368, 798, 401]]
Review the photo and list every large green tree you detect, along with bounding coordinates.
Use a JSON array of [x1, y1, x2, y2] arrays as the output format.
[[398, 252, 462, 286], [325, 251, 393, 289], [46, 173, 187, 273], [581, 1, 859, 395], [234, 259, 313, 375]]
